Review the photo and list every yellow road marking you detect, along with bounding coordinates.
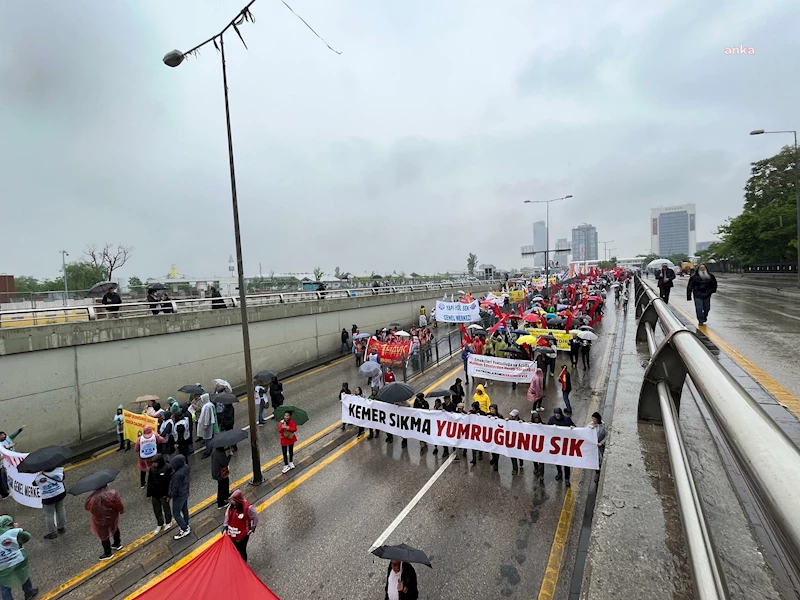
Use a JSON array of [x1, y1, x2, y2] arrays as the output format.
[[43, 357, 458, 599], [669, 301, 800, 420], [538, 471, 582, 600], [124, 363, 463, 598], [62, 356, 352, 472]]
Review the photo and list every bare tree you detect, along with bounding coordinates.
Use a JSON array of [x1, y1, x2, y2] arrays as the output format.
[[85, 243, 134, 281]]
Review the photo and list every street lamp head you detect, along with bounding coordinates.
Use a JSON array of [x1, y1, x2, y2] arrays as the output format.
[[163, 50, 185, 68], [523, 200, 532, 204], [749, 129, 765, 136], [564, 195, 573, 199]]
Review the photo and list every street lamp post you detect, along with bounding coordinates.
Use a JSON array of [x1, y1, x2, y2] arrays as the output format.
[[60, 250, 69, 306], [599, 240, 614, 262], [163, 3, 263, 484], [750, 129, 800, 288], [524, 195, 573, 275]]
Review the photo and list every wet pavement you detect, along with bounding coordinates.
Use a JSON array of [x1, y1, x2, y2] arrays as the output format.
[[12, 311, 621, 599]]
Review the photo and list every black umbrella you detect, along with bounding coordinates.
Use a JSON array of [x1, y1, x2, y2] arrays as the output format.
[[87, 281, 118, 296], [539, 334, 558, 343], [254, 370, 278, 383], [579, 325, 594, 332], [213, 392, 239, 405], [147, 282, 167, 291], [377, 382, 416, 404], [534, 346, 551, 355], [425, 388, 452, 398], [69, 468, 119, 495], [371, 543, 432, 568], [499, 346, 525, 355], [17, 445, 74, 474], [209, 429, 248, 448], [178, 384, 205, 395], [471, 329, 488, 337], [389, 322, 402, 327]]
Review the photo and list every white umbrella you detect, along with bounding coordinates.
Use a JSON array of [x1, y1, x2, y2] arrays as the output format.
[[467, 324, 484, 330], [646, 258, 676, 270], [395, 331, 411, 337], [576, 331, 598, 341], [213, 378, 232, 393], [457, 290, 466, 295]]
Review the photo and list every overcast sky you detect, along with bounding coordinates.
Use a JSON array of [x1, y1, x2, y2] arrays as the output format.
[[2, 0, 798, 282]]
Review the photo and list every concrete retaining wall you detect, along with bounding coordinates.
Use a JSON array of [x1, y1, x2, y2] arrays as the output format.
[[0, 286, 490, 449]]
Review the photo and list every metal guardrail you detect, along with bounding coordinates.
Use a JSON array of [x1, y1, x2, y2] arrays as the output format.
[[0, 279, 497, 329], [633, 276, 800, 600]]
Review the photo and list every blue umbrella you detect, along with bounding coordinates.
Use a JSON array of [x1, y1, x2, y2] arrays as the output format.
[[544, 313, 559, 320], [354, 333, 371, 340], [513, 329, 528, 335]]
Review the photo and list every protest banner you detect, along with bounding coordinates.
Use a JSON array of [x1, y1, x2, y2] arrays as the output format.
[[509, 290, 525, 303], [364, 338, 412, 366], [0, 446, 41, 508], [341, 395, 598, 469], [434, 299, 481, 323], [467, 354, 537, 383], [123, 410, 158, 444], [524, 328, 572, 351]]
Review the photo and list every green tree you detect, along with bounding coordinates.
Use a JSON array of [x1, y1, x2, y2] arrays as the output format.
[[467, 253, 478, 276], [636, 253, 662, 269], [313, 267, 324, 281], [667, 253, 690, 265], [128, 276, 143, 289], [65, 262, 107, 292], [717, 145, 798, 264], [12, 276, 42, 294]]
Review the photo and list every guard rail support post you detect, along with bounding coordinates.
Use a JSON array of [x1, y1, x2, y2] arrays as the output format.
[[87, 306, 97, 321]]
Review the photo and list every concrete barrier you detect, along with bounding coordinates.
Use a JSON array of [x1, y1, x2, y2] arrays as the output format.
[[0, 285, 491, 449]]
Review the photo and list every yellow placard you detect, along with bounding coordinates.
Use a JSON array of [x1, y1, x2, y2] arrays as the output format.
[[509, 290, 525, 302], [122, 410, 158, 443], [525, 328, 572, 351]]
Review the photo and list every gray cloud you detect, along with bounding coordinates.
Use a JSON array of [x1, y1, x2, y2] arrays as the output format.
[[1, 0, 797, 284]]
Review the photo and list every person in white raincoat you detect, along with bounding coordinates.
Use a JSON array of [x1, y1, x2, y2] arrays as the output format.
[[196, 394, 217, 459]]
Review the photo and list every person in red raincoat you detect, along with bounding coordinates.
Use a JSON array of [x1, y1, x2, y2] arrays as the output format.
[[222, 489, 259, 562], [85, 485, 125, 561]]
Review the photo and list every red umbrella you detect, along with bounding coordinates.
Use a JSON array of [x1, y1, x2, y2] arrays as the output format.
[[522, 314, 539, 323]]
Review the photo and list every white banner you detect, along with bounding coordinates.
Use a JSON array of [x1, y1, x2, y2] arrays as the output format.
[[483, 293, 504, 307], [341, 395, 598, 469], [434, 300, 481, 323], [0, 447, 42, 509], [467, 354, 537, 383]]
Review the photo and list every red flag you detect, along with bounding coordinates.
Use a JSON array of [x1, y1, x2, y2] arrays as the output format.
[[488, 315, 507, 334], [491, 303, 503, 319], [540, 315, 548, 329], [564, 311, 574, 333], [460, 324, 472, 347]]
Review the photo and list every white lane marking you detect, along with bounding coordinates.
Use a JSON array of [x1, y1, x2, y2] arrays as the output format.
[[368, 452, 457, 552]]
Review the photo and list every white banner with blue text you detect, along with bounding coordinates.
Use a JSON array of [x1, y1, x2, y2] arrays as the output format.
[[341, 395, 598, 469], [434, 299, 481, 323]]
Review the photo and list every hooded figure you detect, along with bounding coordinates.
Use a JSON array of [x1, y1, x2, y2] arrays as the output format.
[[146, 454, 173, 533], [0, 515, 36, 597], [169, 455, 191, 538], [168, 397, 181, 415], [473, 384, 490, 414], [527, 368, 544, 415], [85, 485, 124, 559], [223, 489, 259, 562], [197, 394, 217, 458]]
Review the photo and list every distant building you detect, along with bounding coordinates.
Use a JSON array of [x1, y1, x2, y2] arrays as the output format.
[[650, 204, 696, 256], [554, 238, 570, 267], [571, 224, 598, 261], [696, 241, 714, 252], [532, 221, 547, 267]]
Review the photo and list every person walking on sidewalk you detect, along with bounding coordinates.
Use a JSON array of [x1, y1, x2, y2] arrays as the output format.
[[146, 454, 173, 534], [558, 366, 573, 415], [169, 455, 191, 540], [34, 469, 66, 540], [340, 328, 350, 354], [134, 426, 164, 488], [222, 490, 258, 563], [656, 263, 676, 304], [114, 406, 129, 452], [85, 485, 124, 561], [211, 447, 232, 509], [588, 412, 607, 483], [527, 368, 544, 417], [279, 410, 298, 474], [686, 264, 717, 326], [0, 516, 38, 600]]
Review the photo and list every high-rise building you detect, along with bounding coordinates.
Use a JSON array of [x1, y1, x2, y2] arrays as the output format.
[[650, 204, 696, 256], [532, 221, 547, 267], [554, 238, 570, 267], [571, 224, 598, 261]]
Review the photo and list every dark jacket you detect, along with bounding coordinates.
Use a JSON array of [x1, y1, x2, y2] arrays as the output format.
[[385, 562, 419, 600], [687, 272, 718, 300], [168, 455, 190, 499], [569, 337, 581, 355], [548, 414, 576, 427], [269, 381, 284, 406], [221, 404, 235, 430], [146, 456, 173, 498], [210, 288, 225, 309], [341, 329, 349, 343], [211, 448, 231, 481], [449, 383, 465, 402], [656, 268, 676, 289], [415, 396, 430, 410], [101, 291, 121, 311], [559, 370, 572, 393]]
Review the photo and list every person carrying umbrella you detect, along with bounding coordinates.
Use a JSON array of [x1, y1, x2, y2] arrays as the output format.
[[146, 454, 173, 534], [85, 484, 125, 560], [134, 426, 164, 488], [172, 412, 192, 459], [146, 288, 160, 316], [269, 376, 284, 413], [255, 380, 267, 426], [101, 285, 122, 318], [222, 489, 259, 563], [279, 410, 298, 474], [35, 468, 66, 540], [211, 444, 232, 509], [385, 559, 419, 600], [0, 516, 37, 600], [568, 335, 581, 368]]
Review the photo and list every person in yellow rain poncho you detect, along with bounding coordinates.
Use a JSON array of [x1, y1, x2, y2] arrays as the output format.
[[473, 384, 491, 414]]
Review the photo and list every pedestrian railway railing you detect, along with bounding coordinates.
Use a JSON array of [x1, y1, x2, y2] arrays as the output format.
[[0, 279, 497, 329], [633, 276, 800, 600]]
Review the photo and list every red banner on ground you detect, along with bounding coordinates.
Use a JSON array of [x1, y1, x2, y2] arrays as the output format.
[[365, 338, 412, 365]]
